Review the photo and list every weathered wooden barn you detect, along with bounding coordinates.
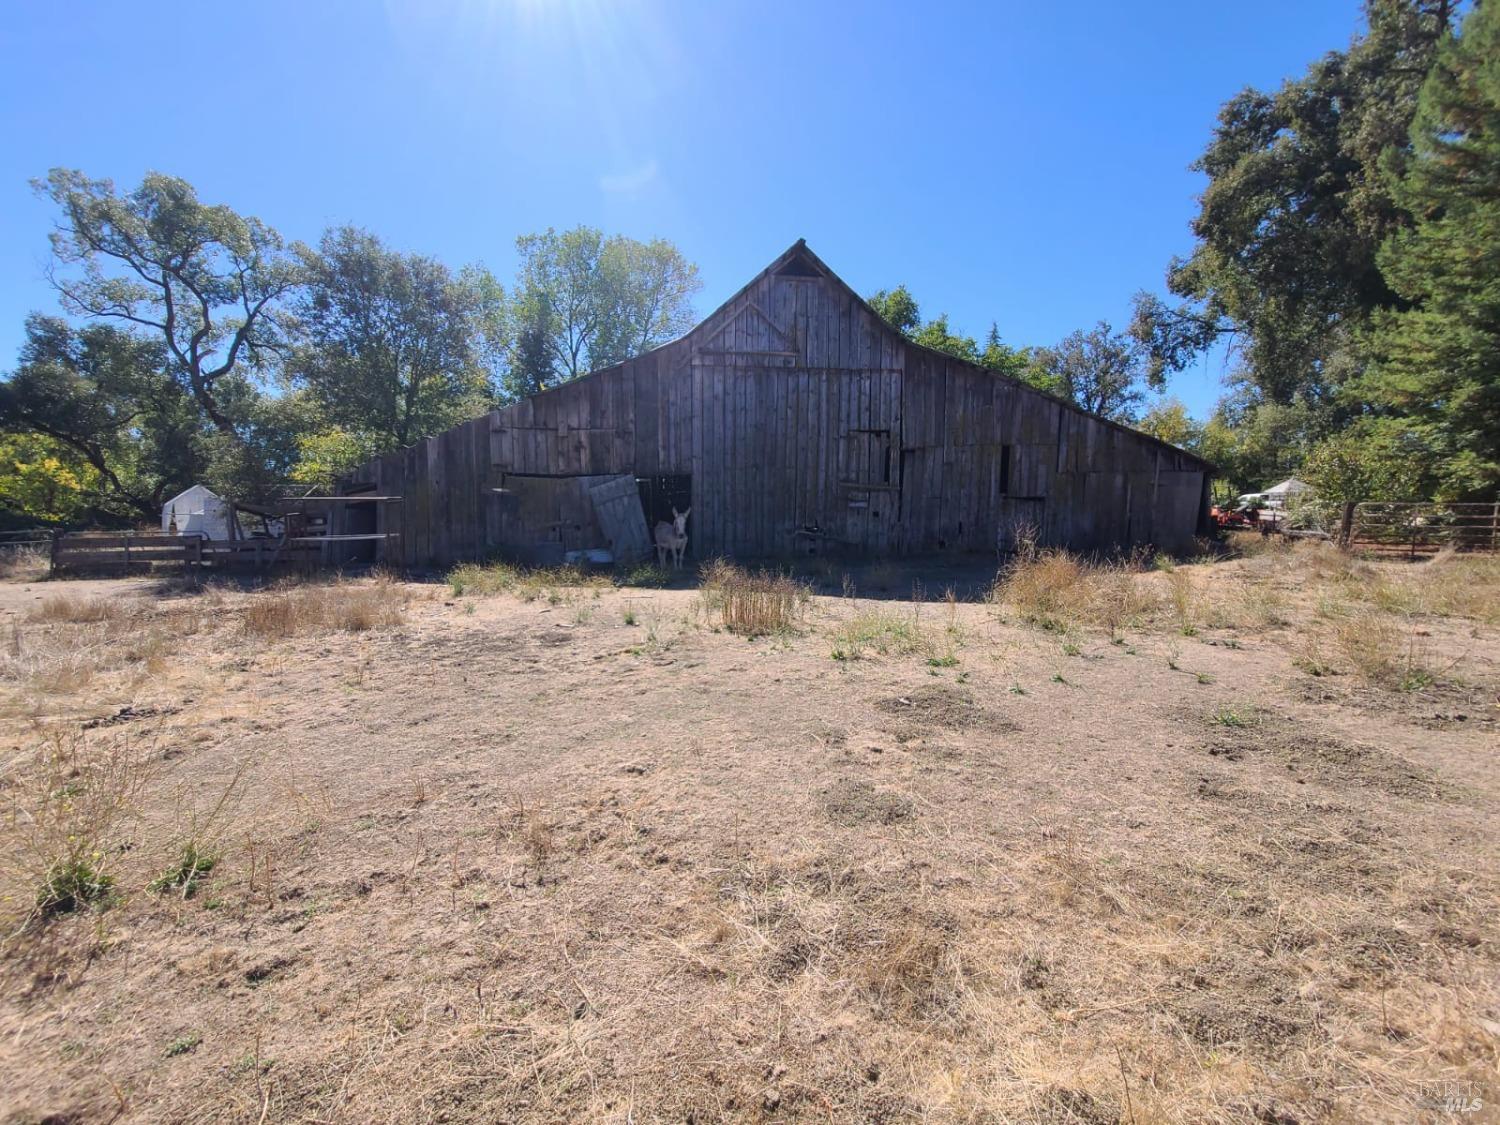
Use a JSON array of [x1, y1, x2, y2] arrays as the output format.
[[345, 241, 1211, 568]]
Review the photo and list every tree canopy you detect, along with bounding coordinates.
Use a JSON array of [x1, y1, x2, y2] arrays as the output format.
[[1131, 1, 1457, 405], [1128, 0, 1498, 500], [0, 315, 204, 519], [1359, 0, 1500, 499], [0, 176, 703, 522], [508, 227, 700, 391], [291, 226, 504, 450], [1029, 322, 1156, 423], [866, 285, 1033, 377], [38, 169, 301, 439]]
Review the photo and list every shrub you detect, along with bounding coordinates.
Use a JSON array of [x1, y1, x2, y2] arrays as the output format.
[[1165, 569, 1198, 635], [5, 730, 153, 926], [164, 1033, 202, 1057], [0, 544, 49, 582], [831, 609, 931, 659], [1332, 613, 1436, 691], [617, 562, 671, 588], [1209, 706, 1255, 728]]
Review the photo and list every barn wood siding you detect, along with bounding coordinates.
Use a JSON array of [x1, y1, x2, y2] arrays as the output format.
[[348, 242, 1209, 568]]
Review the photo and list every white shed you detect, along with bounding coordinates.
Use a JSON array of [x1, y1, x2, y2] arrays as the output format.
[[161, 485, 231, 540]]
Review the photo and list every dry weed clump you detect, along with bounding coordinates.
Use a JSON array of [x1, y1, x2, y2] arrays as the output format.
[[241, 578, 405, 638], [1, 729, 156, 925], [699, 560, 808, 635], [0, 599, 205, 697], [1330, 612, 1438, 691], [991, 549, 1158, 635], [830, 606, 933, 660], [857, 920, 968, 1022], [1357, 549, 1500, 623], [26, 595, 127, 624], [446, 560, 610, 602], [0, 544, 49, 582]]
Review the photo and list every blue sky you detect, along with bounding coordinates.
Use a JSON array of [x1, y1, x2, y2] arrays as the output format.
[[0, 0, 1362, 417]]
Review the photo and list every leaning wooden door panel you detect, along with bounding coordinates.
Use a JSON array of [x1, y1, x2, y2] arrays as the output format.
[[588, 475, 653, 563]]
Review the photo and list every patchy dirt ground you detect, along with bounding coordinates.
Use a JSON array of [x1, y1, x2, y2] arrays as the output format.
[[0, 542, 1496, 1124]]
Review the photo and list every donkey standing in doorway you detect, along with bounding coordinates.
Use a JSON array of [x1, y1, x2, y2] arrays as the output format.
[[654, 507, 691, 569]]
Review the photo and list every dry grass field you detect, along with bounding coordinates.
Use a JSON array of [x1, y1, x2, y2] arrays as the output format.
[[0, 537, 1496, 1124]]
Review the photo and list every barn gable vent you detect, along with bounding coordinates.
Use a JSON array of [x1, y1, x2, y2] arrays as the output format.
[[774, 249, 822, 278]]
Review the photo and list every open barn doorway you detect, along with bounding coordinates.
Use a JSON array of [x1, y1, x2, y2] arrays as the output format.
[[636, 475, 692, 557], [340, 484, 379, 565]]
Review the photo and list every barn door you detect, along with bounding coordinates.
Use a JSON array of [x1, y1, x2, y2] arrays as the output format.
[[836, 372, 901, 553]]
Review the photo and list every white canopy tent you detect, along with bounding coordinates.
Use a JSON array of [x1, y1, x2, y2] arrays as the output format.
[[161, 484, 231, 540], [1237, 478, 1314, 511], [1264, 478, 1313, 500]]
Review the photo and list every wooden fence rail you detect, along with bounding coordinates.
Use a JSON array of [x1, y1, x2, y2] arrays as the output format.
[[51, 533, 203, 574]]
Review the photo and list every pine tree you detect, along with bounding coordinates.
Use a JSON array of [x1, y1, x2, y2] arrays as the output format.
[[1362, 2, 1500, 499]]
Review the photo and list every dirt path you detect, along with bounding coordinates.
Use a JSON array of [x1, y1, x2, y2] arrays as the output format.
[[0, 557, 1495, 1123]]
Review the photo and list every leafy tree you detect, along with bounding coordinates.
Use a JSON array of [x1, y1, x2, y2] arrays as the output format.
[[1360, 0, 1500, 500], [1194, 387, 1321, 497], [910, 314, 981, 363], [291, 226, 504, 449], [0, 315, 205, 518], [504, 300, 555, 400], [37, 169, 301, 438], [979, 323, 1033, 380], [1131, 1, 1458, 403], [1301, 419, 1429, 502], [867, 288, 1035, 374], [288, 427, 385, 492], [511, 227, 700, 385], [207, 389, 320, 502], [0, 433, 101, 523], [867, 286, 921, 336], [1029, 322, 1155, 422], [592, 237, 701, 367], [1137, 398, 1204, 449]]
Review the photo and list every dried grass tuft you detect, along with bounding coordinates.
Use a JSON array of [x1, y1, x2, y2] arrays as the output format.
[[241, 578, 405, 638], [27, 595, 126, 624], [447, 560, 610, 602], [858, 921, 968, 1022], [991, 549, 1158, 635], [0, 545, 49, 583], [1, 728, 156, 927], [700, 561, 808, 636], [1331, 613, 1437, 691]]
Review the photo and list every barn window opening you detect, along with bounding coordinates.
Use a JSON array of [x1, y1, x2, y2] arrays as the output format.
[[839, 429, 894, 490], [999, 444, 1012, 495]]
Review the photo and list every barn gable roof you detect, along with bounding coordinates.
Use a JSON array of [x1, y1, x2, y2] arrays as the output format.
[[686, 239, 1211, 469], [510, 238, 1209, 470]]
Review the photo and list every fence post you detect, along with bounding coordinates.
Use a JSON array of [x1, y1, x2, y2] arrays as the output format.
[[1338, 501, 1357, 549], [48, 529, 60, 577], [1492, 501, 1498, 553]]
